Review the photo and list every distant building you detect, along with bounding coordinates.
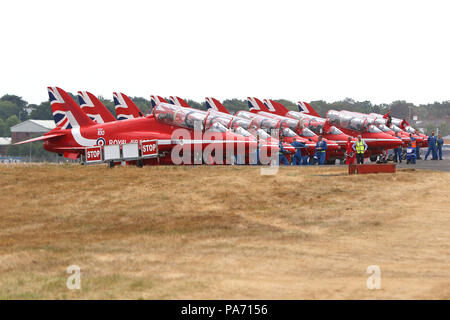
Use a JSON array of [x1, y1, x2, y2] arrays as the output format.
[[0, 137, 11, 154], [10, 120, 55, 144]]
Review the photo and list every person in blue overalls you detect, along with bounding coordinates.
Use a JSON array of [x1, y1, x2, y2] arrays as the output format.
[[424, 131, 437, 160], [315, 135, 327, 165], [437, 134, 444, 160], [394, 133, 402, 163], [278, 141, 289, 165], [302, 153, 310, 165], [291, 138, 306, 165]]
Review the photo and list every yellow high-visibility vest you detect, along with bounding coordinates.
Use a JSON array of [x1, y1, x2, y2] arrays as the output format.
[[355, 140, 365, 154]]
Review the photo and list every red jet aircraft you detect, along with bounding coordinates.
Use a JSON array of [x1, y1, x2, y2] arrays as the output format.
[[369, 112, 427, 146], [15, 87, 258, 165], [202, 97, 314, 157], [246, 98, 349, 161], [159, 96, 291, 162]]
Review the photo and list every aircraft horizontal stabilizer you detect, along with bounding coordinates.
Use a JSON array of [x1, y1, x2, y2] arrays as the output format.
[[14, 132, 66, 145]]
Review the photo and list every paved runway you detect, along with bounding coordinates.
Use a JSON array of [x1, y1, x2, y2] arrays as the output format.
[[397, 159, 450, 172]]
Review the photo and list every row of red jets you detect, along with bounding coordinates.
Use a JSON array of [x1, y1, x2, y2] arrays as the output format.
[[16, 87, 426, 165]]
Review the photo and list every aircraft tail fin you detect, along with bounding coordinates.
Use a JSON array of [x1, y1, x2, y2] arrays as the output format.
[[112, 92, 144, 120], [247, 97, 268, 112], [297, 101, 320, 117], [169, 96, 191, 108], [150, 95, 168, 109], [205, 97, 230, 114], [77, 91, 116, 123], [48, 87, 95, 129], [263, 99, 290, 116]]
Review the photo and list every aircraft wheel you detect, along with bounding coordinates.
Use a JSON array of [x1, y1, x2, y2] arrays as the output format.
[[370, 155, 378, 162], [108, 161, 115, 168]]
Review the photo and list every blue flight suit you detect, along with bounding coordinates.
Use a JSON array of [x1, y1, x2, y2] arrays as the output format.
[[291, 141, 306, 165], [394, 147, 402, 163], [425, 135, 437, 160], [437, 138, 444, 160], [315, 140, 327, 165], [235, 153, 245, 165], [249, 143, 259, 165], [278, 143, 289, 165], [302, 155, 310, 165]]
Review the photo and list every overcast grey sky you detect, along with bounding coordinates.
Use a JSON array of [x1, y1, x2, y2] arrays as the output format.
[[0, 0, 449, 105]]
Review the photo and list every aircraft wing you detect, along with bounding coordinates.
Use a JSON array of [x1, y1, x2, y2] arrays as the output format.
[[14, 132, 66, 145]]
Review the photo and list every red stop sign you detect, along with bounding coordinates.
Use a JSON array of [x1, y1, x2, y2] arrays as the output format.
[[85, 146, 102, 163], [141, 140, 158, 157]]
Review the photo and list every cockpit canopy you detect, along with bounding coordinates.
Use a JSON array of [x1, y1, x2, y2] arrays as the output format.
[[206, 122, 228, 133], [279, 118, 301, 132], [328, 126, 344, 135], [230, 117, 252, 130], [154, 103, 206, 131], [391, 118, 403, 127], [282, 128, 297, 137], [256, 128, 270, 140], [327, 110, 370, 132], [372, 117, 387, 126], [404, 125, 416, 134], [390, 124, 402, 133], [250, 115, 280, 131], [376, 123, 392, 133], [204, 113, 231, 130], [234, 126, 252, 137], [367, 125, 382, 133], [287, 111, 324, 123], [300, 127, 316, 137]]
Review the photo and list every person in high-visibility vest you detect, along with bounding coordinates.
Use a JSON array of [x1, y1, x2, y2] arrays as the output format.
[[352, 135, 367, 164], [409, 133, 418, 159], [315, 135, 327, 165], [409, 133, 417, 149]]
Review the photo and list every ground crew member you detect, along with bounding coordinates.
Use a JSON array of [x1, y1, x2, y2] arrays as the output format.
[[291, 138, 306, 165], [425, 131, 438, 160], [394, 133, 402, 163], [437, 134, 444, 160], [345, 136, 355, 165], [353, 135, 367, 164], [315, 135, 327, 165], [386, 114, 392, 127], [278, 141, 289, 165], [409, 134, 419, 159]]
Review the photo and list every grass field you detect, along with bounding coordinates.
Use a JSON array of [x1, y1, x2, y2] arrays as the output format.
[[0, 164, 449, 299]]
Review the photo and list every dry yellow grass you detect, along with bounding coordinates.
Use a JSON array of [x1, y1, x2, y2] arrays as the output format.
[[0, 163, 449, 299]]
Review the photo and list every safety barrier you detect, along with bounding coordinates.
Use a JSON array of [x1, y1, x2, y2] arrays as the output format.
[[84, 140, 158, 165], [348, 163, 396, 174]]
